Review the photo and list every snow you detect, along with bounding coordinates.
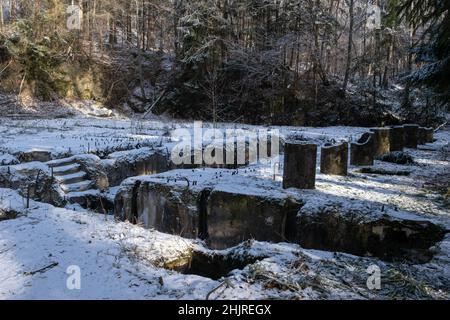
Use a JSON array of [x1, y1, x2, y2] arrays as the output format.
[[0, 118, 168, 159], [0, 153, 19, 166], [0, 188, 370, 300], [120, 127, 450, 227], [0, 115, 449, 300], [0, 188, 215, 300], [3, 187, 448, 300]]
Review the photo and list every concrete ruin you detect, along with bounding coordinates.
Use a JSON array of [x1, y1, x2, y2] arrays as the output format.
[[350, 132, 375, 166], [283, 142, 317, 189], [404, 124, 420, 149], [102, 147, 170, 187], [0, 162, 64, 206], [320, 142, 348, 176], [48, 155, 109, 194], [370, 128, 391, 157], [114, 170, 446, 262], [295, 202, 445, 263], [418, 127, 435, 145], [389, 126, 405, 152], [115, 171, 301, 249]]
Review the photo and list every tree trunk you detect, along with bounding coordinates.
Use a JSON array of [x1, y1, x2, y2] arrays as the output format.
[[343, 0, 354, 95]]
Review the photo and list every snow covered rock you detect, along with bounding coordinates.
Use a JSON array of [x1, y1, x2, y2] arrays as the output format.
[[370, 128, 391, 157], [0, 162, 64, 206], [351, 132, 375, 166], [73, 154, 109, 192], [0, 208, 20, 221], [389, 126, 405, 152], [0, 153, 19, 166]]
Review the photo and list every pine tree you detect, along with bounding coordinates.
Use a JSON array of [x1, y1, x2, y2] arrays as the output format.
[[398, 0, 450, 101]]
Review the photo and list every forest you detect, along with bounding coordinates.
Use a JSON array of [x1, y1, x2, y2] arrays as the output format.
[[0, 0, 448, 125]]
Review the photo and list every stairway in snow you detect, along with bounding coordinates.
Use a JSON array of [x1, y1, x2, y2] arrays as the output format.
[[47, 158, 95, 194]]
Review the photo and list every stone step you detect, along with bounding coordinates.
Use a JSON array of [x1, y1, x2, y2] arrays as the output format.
[[47, 158, 77, 168], [52, 163, 81, 176], [56, 171, 87, 185], [61, 180, 93, 193]]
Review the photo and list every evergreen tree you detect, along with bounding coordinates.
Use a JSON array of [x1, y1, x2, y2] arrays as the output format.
[[399, 0, 450, 101]]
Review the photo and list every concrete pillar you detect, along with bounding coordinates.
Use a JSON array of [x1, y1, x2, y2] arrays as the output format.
[[351, 132, 375, 166], [418, 127, 434, 145], [404, 124, 420, 149], [389, 126, 404, 152], [283, 142, 317, 190], [425, 128, 434, 143], [418, 127, 427, 145], [370, 128, 391, 157], [320, 142, 348, 176]]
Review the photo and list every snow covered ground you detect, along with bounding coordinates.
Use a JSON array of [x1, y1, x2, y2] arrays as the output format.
[[0, 115, 449, 300], [1, 187, 449, 300], [0, 110, 374, 159]]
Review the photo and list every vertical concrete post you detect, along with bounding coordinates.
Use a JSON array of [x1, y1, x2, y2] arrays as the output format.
[[425, 128, 434, 143], [389, 126, 404, 152], [418, 127, 427, 145], [320, 142, 349, 176], [404, 124, 420, 149], [351, 132, 375, 166], [370, 128, 391, 157], [283, 142, 317, 190]]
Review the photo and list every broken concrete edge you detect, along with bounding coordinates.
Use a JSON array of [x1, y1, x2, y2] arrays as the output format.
[[66, 189, 114, 214], [114, 170, 447, 262], [297, 199, 447, 263], [0, 152, 20, 166]]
